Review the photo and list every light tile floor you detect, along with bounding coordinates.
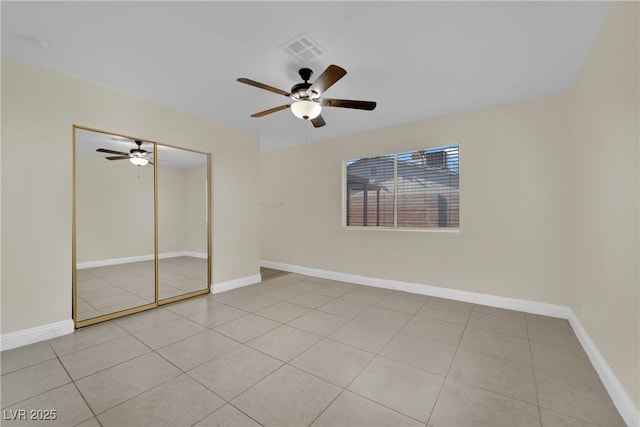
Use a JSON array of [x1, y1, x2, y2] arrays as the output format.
[[1, 269, 626, 426], [77, 256, 208, 321]]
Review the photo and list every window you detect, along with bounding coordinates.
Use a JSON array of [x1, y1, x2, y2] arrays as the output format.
[[346, 155, 395, 227], [345, 145, 459, 229]]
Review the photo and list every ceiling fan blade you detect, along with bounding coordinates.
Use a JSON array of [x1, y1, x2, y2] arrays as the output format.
[[321, 98, 377, 111], [251, 104, 291, 118], [105, 155, 130, 160], [237, 78, 290, 97], [311, 115, 326, 128], [309, 65, 346, 96], [97, 148, 128, 156]]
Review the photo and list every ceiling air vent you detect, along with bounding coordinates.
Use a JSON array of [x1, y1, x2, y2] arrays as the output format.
[[280, 33, 325, 62]]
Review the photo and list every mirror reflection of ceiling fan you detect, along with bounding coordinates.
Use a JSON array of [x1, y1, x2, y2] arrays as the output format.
[[237, 64, 377, 128], [96, 140, 153, 166]]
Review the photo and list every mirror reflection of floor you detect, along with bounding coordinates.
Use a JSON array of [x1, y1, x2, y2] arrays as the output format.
[[76, 256, 208, 321]]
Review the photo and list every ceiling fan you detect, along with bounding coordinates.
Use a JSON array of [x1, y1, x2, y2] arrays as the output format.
[[237, 64, 377, 128], [96, 140, 153, 166]]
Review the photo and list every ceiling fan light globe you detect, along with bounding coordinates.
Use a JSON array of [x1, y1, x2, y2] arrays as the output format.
[[291, 100, 321, 120], [129, 156, 149, 166]]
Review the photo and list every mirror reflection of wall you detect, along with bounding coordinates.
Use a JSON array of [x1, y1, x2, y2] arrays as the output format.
[[74, 128, 155, 322], [157, 145, 209, 300]]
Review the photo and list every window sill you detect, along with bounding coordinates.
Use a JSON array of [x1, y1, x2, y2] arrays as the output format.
[[343, 226, 460, 233]]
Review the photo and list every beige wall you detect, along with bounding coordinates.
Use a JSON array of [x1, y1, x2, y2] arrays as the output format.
[[158, 164, 188, 255], [1, 57, 260, 334], [567, 2, 639, 408], [183, 163, 208, 254], [158, 162, 208, 256], [262, 92, 571, 305], [261, 1, 638, 409]]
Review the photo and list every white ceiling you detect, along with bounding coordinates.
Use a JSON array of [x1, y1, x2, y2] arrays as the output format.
[[2, 1, 611, 151]]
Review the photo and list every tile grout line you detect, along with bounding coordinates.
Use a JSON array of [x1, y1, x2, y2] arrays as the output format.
[[341, 314, 433, 425], [7, 277, 279, 421], [342, 388, 428, 425], [188, 293, 408, 425], [0, 355, 60, 377], [525, 314, 544, 427], [424, 311, 545, 419], [54, 351, 103, 427], [188, 309, 253, 329], [60, 340, 154, 382], [425, 298, 473, 425], [48, 324, 130, 359], [78, 332, 184, 419], [1, 382, 77, 417], [305, 388, 346, 426], [214, 402, 265, 427], [78, 292, 545, 423], [459, 325, 534, 365], [115, 310, 193, 334], [302, 309, 415, 426], [241, 291, 460, 377], [308, 298, 432, 426], [178, 306, 299, 404], [308, 296, 432, 426], [66, 328, 179, 419], [11, 272, 621, 426]]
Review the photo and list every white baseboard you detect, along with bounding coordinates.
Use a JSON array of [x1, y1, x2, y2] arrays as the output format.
[[261, 260, 568, 318], [182, 251, 207, 260], [261, 259, 638, 426], [78, 254, 155, 269], [1, 271, 258, 351], [77, 251, 207, 269], [568, 311, 639, 427], [1, 319, 74, 351], [211, 274, 262, 294]]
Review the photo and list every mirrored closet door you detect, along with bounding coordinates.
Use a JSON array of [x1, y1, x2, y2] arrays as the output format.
[[73, 126, 211, 328], [157, 145, 210, 302]]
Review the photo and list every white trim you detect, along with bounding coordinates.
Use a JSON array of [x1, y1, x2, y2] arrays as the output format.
[[393, 152, 398, 228], [1, 319, 74, 351], [343, 226, 461, 233], [568, 311, 640, 427], [210, 274, 262, 294], [261, 260, 567, 317], [261, 259, 638, 426], [341, 160, 347, 227], [77, 254, 155, 269], [77, 251, 207, 269], [1, 272, 260, 351], [182, 251, 207, 259]]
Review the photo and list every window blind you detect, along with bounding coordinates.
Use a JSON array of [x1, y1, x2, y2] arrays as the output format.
[[397, 146, 459, 228], [346, 155, 394, 227], [345, 145, 459, 229]]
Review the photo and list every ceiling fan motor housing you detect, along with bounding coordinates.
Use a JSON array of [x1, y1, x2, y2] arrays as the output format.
[[130, 140, 147, 155], [291, 82, 312, 100], [298, 67, 313, 82], [293, 68, 321, 100]]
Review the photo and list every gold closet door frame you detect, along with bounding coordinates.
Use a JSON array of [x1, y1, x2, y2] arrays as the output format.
[[156, 142, 211, 306], [72, 125, 212, 328]]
